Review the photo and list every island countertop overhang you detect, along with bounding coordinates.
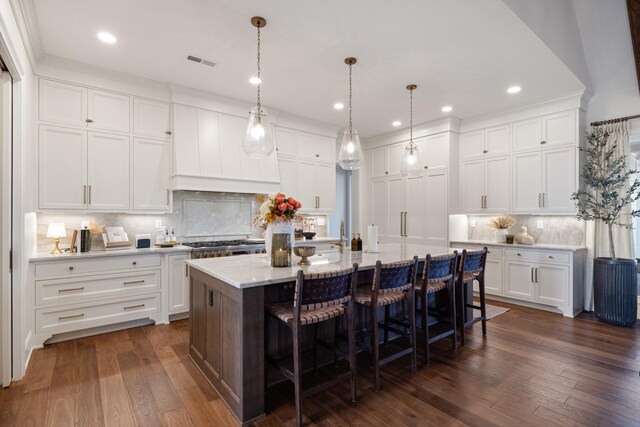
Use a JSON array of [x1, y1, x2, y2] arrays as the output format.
[[186, 243, 461, 289]]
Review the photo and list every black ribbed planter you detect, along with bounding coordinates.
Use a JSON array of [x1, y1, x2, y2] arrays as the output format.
[[593, 257, 637, 327]]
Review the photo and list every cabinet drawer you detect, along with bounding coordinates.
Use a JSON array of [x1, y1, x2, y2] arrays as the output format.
[[35, 254, 162, 278], [36, 293, 160, 335], [35, 269, 161, 307], [505, 249, 569, 264]]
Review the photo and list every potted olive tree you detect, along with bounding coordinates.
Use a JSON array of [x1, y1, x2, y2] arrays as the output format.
[[571, 128, 640, 326]]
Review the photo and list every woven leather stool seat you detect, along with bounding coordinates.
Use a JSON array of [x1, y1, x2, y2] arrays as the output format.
[[355, 287, 406, 306], [267, 302, 346, 326], [414, 278, 447, 294]]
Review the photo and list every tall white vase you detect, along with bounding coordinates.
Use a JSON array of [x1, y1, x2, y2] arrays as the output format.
[[494, 228, 508, 243], [265, 221, 295, 254]]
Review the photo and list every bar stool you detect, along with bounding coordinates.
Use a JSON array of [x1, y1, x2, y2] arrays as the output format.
[[415, 252, 458, 366], [456, 248, 488, 346], [265, 266, 358, 427], [355, 257, 418, 391]]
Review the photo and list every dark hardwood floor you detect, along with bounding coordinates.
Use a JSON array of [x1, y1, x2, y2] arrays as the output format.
[[1, 301, 639, 426]]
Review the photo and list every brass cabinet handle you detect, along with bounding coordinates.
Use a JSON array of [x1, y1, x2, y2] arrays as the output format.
[[385, 171, 389, 175], [549, 255, 554, 259], [542, 193, 545, 208], [484, 195, 488, 209], [315, 154, 319, 158], [531, 267, 534, 283], [165, 130, 172, 135], [517, 253, 521, 256], [68, 266, 74, 271], [185, 263, 188, 277], [400, 212, 403, 236], [166, 189, 170, 205], [88, 185, 92, 204], [59, 313, 84, 320], [83, 185, 87, 204], [58, 287, 84, 293], [85, 118, 93, 123], [424, 166, 428, 169], [124, 304, 145, 310], [480, 195, 484, 209], [483, 150, 488, 154], [123, 280, 144, 286], [538, 193, 541, 208], [132, 261, 137, 265], [540, 140, 546, 145], [535, 267, 538, 283], [317, 196, 320, 209]]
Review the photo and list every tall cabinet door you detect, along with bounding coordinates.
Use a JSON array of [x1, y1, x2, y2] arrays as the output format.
[[425, 171, 448, 246], [512, 151, 542, 212], [173, 104, 200, 176], [39, 80, 87, 128], [404, 174, 425, 243], [197, 109, 222, 178], [295, 160, 317, 210], [277, 157, 296, 196], [218, 113, 244, 180], [39, 125, 88, 210], [460, 159, 484, 213], [371, 147, 387, 178], [484, 156, 510, 213], [371, 179, 388, 240], [424, 134, 448, 170], [168, 253, 190, 314], [87, 132, 130, 211], [542, 147, 576, 212], [133, 138, 170, 211], [316, 163, 336, 211], [87, 89, 130, 133], [386, 176, 404, 240]]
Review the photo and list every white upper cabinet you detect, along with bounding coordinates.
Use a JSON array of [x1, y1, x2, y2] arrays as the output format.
[[277, 157, 296, 196], [317, 136, 335, 163], [133, 98, 171, 139], [460, 130, 484, 160], [39, 125, 88, 210], [295, 160, 317, 210], [542, 147, 576, 212], [316, 163, 336, 211], [424, 134, 449, 170], [386, 176, 404, 240], [133, 138, 170, 211], [404, 174, 426, 242], [371, 179, 388, 238], [387, 144, 404, 176], [296, 133, 317, 160], [197, 109, 222, 178], [542, 110, 576, 148], [261, 149, 280, 183], [295, 161, 335, 212], [39, 79, 87, 128], [173, 104, 200, 176], [87, 89, 130, 133], [512, 118, 542, 152], [87, 132, 130, 211], [512, 151, 542, 212], [425, 171, 449, 246], [218, 113, 244, 181], [371, 147, 387, 178], [460, 159, 485, 214], [39, 80, 135, 134], [275, 127, 296, 157], [484, 156, 510, 213], [461, 125, 510, 160]]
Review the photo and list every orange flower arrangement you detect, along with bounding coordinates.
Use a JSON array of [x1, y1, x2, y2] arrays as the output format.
[[254, 192, 302, 224]]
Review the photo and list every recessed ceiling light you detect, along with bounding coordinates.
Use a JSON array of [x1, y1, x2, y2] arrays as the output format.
[[333, 102, 344, 110], [97, 32, 117, 44], [507, 85, 521, 94], [441, 106, 453, 113], [249, 76, 261, 85], [392, 121, 402, 127]]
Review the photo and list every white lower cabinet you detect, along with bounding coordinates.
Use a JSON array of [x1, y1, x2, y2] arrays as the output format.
[[167, 253, 190, 315], [461, 244, 584, 317], [30, 250, 193, 348]]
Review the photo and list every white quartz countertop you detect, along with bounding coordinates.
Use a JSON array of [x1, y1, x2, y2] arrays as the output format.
[[450, 240, 586, 252], [186, 243, 454, 289], [30, 245, 193, 261]]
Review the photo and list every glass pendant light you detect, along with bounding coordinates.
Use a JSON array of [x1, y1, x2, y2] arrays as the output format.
[[338, 57, 363, 170], [243, 16, 274, 158], [401, 84, 422, 177]]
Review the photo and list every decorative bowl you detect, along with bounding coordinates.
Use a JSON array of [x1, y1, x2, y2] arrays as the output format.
[[302, 232, 316, 240], [294, 246, 316, 265]]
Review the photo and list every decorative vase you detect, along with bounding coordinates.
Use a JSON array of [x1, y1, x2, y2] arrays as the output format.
[[593, 257, 637, 326], [271, 233, 292, 267], [494, 228, 508, 243], [265, 221, 295, 265]]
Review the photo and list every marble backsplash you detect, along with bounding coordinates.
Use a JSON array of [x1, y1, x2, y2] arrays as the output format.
[[36, 191, 327, 253], [467, 215, 586, 246]]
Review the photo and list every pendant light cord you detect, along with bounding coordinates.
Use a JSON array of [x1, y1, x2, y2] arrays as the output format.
[[349, 62, 353, 134], [257, 24, 261, 110], [410, 87, 413, 148]]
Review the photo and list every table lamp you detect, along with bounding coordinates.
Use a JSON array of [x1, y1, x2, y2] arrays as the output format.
[[47, 222, 66, 254]]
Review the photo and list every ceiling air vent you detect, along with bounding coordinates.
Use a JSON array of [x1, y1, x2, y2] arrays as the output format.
[[186, 54, 217, 68]]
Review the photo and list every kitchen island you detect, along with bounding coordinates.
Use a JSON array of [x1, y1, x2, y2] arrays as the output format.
[[185, 243, 461, 425]]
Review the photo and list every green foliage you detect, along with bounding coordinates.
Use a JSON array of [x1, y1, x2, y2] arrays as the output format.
[[571, 128, 640, 258]]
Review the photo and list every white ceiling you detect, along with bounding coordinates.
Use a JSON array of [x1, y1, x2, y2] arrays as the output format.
[[23, 0, 586, 137]]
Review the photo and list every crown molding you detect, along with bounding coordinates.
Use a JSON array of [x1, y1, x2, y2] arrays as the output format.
[[10, 0, 40, 69]]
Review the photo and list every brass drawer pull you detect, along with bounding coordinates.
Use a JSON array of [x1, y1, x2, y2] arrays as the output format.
[[517, 253, 521, 256], [132, 261, 137, 265], [58, 287, 84, 293], [59, 313, 84, 321], [124, 304, 145, 310], [123, 280, 145, 286], [68, 266, 75, 271], [85, 118, 93, 123], [165, 130, 172, 135]]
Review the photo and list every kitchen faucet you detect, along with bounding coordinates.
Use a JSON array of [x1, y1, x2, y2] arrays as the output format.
[[333, 220, 346, 253]]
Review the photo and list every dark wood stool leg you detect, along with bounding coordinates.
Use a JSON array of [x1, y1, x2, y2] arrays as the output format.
[[313, 324, 319, 373], [383, 305, 390, 347], [293, 322, 303, 427], [371, 304, 380, 392], [333, 316, 340, 367], [421, 290, 429, 366], [449, 280, 457, 351], [264, 314, 269, 394], [458, 281, 466, 347], [479, 278, 487, 336], [408, 291, 417, 372], [347, 303, 357, 403]]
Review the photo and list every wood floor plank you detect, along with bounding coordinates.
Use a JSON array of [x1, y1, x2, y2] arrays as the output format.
[[13, 387, 49, 427], [0, 383, 25, 427], [116, 351, 163, 427], [24, 346, 57, 393], [44, 394, 75, 427], [161, 407, 197, 427], [99, 374, 138, 427], [128, 327, 165, 378], [75, 342, 105, 427], [164, 360, 198, 392], [177, 385, 227, 426], [146, 372, 183, 414]]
